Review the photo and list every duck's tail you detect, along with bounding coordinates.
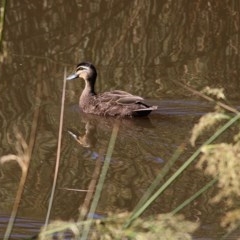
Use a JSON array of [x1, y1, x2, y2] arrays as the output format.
[[133, 105, 158, 117]]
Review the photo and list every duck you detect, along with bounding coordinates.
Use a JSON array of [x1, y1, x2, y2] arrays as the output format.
[[66, 62, 157, 117]]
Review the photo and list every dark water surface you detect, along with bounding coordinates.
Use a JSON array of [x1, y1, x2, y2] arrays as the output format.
[[0, 1, 239, 239]]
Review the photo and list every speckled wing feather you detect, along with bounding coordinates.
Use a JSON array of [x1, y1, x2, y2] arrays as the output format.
[[99, 90, 144, 105], [116, 96, 144, 105]]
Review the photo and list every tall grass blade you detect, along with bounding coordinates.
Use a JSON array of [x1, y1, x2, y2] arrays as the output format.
[[78, 149, 103, 221], [44, 67, 67, 228], [0, 0, 7, 51], [81, 121, 120, 240], [124, 113, 240, 228], [133, 143, 185, 213], [1, 135, 29, 240], [171, 178, 217, 215], [173, 80, 239, 114]]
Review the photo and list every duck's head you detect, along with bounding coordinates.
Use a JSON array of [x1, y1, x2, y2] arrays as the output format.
[[66, 62, 97, 84]]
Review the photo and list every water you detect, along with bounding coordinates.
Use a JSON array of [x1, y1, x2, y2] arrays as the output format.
[[0, 1, 239, 239]]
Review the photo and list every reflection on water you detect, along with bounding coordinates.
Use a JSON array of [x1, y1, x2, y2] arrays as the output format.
[[0, 99, 215, 239], [0, 0, 239, 239], [0, 215, 41, 239]]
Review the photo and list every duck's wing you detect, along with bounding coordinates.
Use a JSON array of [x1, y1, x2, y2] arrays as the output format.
[[109, 90, 136, 96], [99, 90, 144, 105], [116, 96, 144, 105]]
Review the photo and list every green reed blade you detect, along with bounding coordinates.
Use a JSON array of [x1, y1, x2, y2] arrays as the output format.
[[81, 121, 120, 240], [124, 113, 240, 228], [133, 143, 185, 213], [171, 178, 217, 215]]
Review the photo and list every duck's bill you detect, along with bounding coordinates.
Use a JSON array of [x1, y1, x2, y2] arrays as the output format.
[[66, 73, 79, 80]]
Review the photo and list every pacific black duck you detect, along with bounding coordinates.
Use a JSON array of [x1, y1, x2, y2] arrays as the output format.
[[66, 62, 157, 117]]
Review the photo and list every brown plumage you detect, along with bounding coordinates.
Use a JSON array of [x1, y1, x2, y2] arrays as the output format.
[[66, 62, 157, 117]]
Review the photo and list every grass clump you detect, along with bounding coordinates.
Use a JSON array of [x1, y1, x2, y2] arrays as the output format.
[[190, 111, 229, 146], [189, 87, 240, 237], [201, 86, 226, 100], [195, 132, 240, 236], [39, 212, 198, 240], [197, 141, 240, 204]]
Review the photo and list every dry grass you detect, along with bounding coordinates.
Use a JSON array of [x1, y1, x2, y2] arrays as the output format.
[[189, 86, 240, 236], [197, 142, 240, 204], [190, 111, 229, 146], [201, 86, 226, 100], [39, 212, 198, 240]]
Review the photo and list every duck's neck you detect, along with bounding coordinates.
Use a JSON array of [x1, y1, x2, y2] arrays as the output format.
[[81, 78, 96, 103]]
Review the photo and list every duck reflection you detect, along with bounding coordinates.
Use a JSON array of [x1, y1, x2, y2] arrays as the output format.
[[67, 112, 154, 148], [67, 121, 96, 148]]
